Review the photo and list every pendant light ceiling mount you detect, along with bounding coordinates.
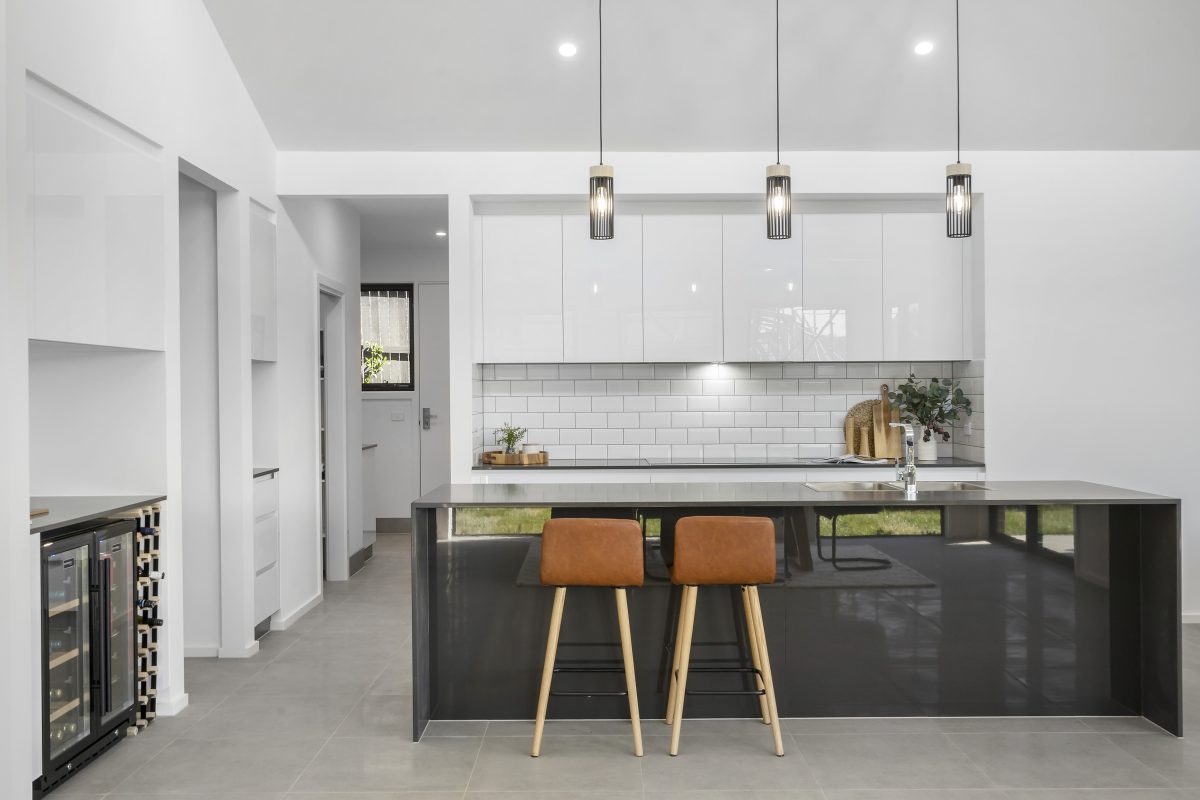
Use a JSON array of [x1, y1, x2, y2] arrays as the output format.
[[765, 0, 791, 240], [588, 0, 613, 240], [945, 0, 972, 238]]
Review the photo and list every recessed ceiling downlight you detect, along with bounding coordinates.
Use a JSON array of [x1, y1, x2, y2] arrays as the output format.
[[914, 41, 934, 55], [435, 230, 447, 237], [558, 42, 578, 57]]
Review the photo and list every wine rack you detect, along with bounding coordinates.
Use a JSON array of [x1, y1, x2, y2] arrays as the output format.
[[129, 505, 162, 734]]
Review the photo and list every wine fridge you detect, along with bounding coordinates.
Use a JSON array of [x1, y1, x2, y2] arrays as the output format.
[[36, 518, 137, 796]]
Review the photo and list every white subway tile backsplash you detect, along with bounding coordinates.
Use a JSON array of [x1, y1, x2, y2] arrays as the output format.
[[476, 361, 984, 464], [561, 396, 592, 412], [590, 428, 621, 445], [528, 397, 560, 413], [561, 429, 593, 445], [624, 395, 655, 412], [656, 396, 688, 412]]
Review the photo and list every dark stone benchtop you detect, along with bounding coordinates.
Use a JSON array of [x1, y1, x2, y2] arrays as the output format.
[[415, 481, 1177, 510], [473, 456, 984, 470], [30, 494, 167, 535], [253, 466, 280, 478]]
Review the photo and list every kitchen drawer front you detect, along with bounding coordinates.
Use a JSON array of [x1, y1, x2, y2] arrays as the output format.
[[254, 514, 279, 573], [253, 474, 278, 520], [254, 563, 280, 623]]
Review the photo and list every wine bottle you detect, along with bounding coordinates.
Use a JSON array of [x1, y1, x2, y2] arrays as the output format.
[[48, 687, 64, 701], [137, 566, 166, 580]]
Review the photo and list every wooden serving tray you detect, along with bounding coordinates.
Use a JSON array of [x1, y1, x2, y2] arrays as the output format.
[[482, 451, 549, 466]]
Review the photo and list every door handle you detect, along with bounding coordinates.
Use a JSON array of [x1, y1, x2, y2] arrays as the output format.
[[422, 407, 436, 430]]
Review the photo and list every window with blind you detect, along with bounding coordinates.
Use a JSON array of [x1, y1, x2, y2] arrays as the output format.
[[360, 284, 415, 391]]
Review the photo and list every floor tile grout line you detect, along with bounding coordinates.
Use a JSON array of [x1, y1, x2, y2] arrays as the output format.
[[461, 721, 489, 797], [941, 729, 1003, 790]]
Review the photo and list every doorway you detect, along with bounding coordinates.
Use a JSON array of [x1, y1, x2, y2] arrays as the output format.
[[319, 286, 349, 581]]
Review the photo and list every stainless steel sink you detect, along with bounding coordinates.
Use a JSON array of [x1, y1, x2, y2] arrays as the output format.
[[803, 481, 905, 492], [804, 480, 988, 493]]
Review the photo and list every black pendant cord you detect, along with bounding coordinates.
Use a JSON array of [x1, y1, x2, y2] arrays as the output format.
[[955, 0, 961, 164], [598, 0, 604, 165], [775, 0, 781, 165]]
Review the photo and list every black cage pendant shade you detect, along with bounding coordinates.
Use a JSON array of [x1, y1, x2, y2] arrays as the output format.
[[946, 0, 972, 238], [765, 0, 791, 239], [589, 0, 613, 240]]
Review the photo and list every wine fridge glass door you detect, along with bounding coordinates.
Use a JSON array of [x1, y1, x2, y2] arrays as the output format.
[[97, 528, 136, 726], [44, 539, 92, 761]]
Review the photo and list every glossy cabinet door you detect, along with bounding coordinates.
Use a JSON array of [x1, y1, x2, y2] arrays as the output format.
[[249, 204, 277, 361], [642, 215, 724, 362], [561, 214, 643, 362], [28, 80, 165, 351], [802, 213, 884, 361], [721, 214, 804, 361], [481, 215, 564, 363], [882, 213, 965, 360]]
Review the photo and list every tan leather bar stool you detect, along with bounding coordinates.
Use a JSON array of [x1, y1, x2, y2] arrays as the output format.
[[665, 516, 784, 757], [532, 518, 644, 758]]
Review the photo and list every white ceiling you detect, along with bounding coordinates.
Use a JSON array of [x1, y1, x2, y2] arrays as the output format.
[[339, 196, 449, 251], [203, 0, 1200, 152]]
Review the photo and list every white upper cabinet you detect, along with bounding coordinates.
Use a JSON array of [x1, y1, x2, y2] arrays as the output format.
[[482, 215, 564, 363], [249, 204, 277, 362], [802, 214, 884, 361], [561, 214, 643, 362], [882, 213, 964, 360], [642, 215, 724, 362], [28, 80, 165, 351], [721, 214, 804, 362]]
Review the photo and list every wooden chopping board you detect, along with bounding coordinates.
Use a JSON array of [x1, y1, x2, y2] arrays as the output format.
[[871, 385, 902, 459]]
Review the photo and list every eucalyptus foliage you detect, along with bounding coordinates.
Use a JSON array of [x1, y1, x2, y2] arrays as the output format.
[[888, 374, 973, 443]]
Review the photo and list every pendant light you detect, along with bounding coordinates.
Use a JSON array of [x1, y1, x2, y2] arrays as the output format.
[[946, 0, 972, 238], [766, 0, 791, 239], [589, 0, 613, 239]]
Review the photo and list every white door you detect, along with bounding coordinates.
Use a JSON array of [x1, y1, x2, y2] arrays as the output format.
[[882, 213, 965, 360], [642, 215, 724, 362], [802, 214, 884, 361], [721, 213, 804, 361], [419, 283, 451, 494]]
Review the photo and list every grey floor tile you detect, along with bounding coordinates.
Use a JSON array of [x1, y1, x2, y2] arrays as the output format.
[[180, 692, 360, 741], [1080, 717, 1171, 734], [108, 793, 286, 800], [648, 791, 825, 800], [823, 792, 1009, 800], [1001, 791, 1188, 799], [467, 793, 643, 800], [291, 735, 482, 793], [53, 734, 174, 795], [285, 793, 462, 800], [368, 656, 415, 695], [425, 719, 490, 737], [235, 654, 389, 696], [784, 717, 941, 735], [793, 732, 991, 790], [468, 733, 643, 793], [334, 692, 414, 737], [948, 732, 1173, 789], [182, 657, 267, 697], [1105, 732, 1200, 788], [640, 733, 819, 793], [936, 718, 1092, 734], [121, 737, 327, 793], [486, 719, 645, 738]]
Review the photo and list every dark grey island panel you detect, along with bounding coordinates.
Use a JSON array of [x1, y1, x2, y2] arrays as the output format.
[[410, 481, 1181, 741]]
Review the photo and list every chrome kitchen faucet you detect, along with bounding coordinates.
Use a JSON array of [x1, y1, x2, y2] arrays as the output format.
[[890, 422, 918, 498]]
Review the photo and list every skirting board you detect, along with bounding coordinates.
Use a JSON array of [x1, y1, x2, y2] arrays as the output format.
[[156, 692, 189, 717], [272, 590, 323, 631], [218, 639, 261, 659], [1182, 613, 1200, 624]]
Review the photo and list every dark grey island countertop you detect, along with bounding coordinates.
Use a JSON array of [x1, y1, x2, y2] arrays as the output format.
[[473, 456, 984, 470], [30, 494, 167, 535], [416, 480, 1175, 509]]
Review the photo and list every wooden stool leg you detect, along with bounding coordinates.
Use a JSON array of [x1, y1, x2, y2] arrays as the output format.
[[749, 586, 785, 756], [614, 588, 643, 757], [669, 585, 698, 756], [531, 586, 567, 757], [665, 587, 687, 724], [741, 586, 770, 724]]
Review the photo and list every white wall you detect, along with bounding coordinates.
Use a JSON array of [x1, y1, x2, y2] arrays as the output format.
[[275, 197, 362, 608], [5, 0, 280, 785], [362, 243, 448, 283], [280, 148, 1200, 612], [179, 174, 221, 654]]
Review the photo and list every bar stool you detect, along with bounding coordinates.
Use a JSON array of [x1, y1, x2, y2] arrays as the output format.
[[665, 516, 784, 757], [532, 518, 645, 758]]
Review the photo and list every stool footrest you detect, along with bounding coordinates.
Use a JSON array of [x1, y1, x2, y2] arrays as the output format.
[[549, 690, 629, 698], [553, 665, 624, 673], [685, 689, 767, 697]]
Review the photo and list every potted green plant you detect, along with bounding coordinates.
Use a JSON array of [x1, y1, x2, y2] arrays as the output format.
[[493, 422, 528, 455], [887, 374, 973, 462], [362, 341, 386, 385]]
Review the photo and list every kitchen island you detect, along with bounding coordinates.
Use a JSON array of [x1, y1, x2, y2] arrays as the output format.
[[410, 481, 1180, 740]]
